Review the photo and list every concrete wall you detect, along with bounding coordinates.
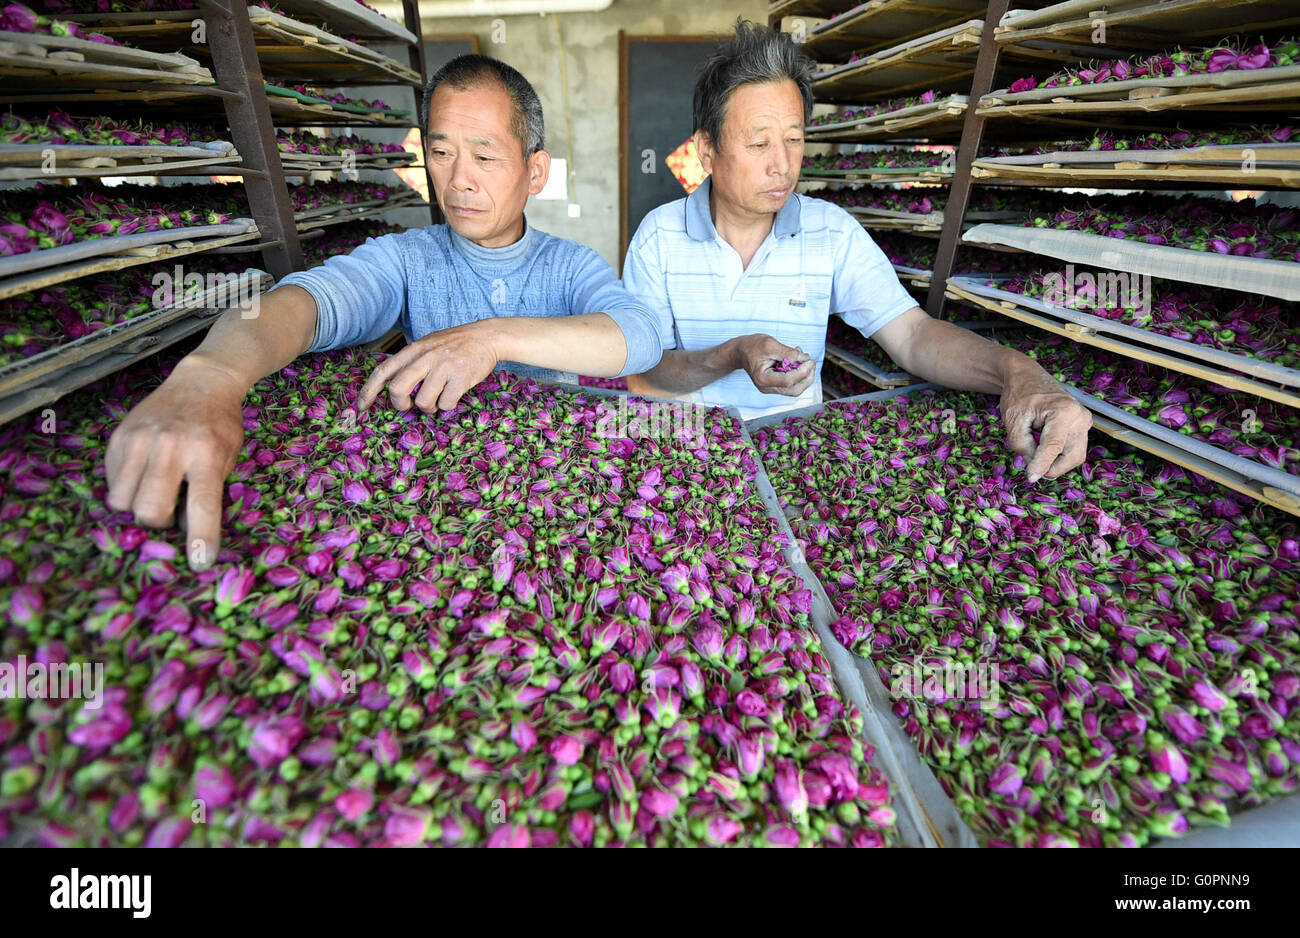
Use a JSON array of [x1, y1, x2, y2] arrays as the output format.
[[390, 0, 769, 271]]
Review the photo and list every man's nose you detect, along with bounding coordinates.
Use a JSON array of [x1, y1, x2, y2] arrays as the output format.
[[770, 145, 791, 177], [450, 154, 476, 191]]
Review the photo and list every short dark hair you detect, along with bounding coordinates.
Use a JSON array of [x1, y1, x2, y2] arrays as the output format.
[[694, 19, 814, 150], [420, 54, 545, 158]]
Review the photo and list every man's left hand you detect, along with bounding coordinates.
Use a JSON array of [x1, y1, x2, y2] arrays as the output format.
[[999, 368, 1093, 483]]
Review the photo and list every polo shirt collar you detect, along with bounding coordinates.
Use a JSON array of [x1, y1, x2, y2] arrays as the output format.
[[684, 176, 803, 243]]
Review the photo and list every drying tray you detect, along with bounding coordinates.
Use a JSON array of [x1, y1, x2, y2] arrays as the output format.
[[53, 0, 415, 44], [946, 276, 1300, 407], [962, 222, 1300, 303], [1070, 388, 1300, 517], [747, 386, 1300, 843], [295, 192, 426, 231], [807, 95, 969, 143], [769, 0, 860, 20], [996, 0, 1300, 52], [0, 140, 239, 180], [801, 166, 954, 185], [811, 20, 985, 101], [798, 0, 988, 63], [0, 27, 210, 86], [0, 270, 271, 428], [978, 64, 1300, 120], [824, 341, 919, 389], [972, 142, 1300, 189], [278, 149, 417, 174], [533, 377, 946, 848], [0, 219, 260, 301]]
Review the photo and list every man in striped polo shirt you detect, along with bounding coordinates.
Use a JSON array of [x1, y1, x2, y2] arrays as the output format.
[[624, 20, 1092, 484]]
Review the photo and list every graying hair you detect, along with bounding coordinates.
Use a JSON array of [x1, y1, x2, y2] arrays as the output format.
[[693, 19, 814, 150], [420, 54, 545, 158]]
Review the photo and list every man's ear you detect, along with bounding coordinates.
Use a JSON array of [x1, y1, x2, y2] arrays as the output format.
[[526, 149, 551, 196], [693, 130, 714, 175]]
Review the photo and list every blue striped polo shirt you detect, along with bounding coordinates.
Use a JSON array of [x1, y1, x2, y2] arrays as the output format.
[[622, 176, 917, 419]]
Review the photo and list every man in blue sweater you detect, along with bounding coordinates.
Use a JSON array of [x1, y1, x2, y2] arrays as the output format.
[[105, 55, 663, 567]]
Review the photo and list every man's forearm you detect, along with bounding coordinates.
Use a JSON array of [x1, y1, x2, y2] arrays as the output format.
[[184, 284, 319, 391], [899, 317, 1053, 396], [481, 313, 634, 378], [628, 340, 742, 396]]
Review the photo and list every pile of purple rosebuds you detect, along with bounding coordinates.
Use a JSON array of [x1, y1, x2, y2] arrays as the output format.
[[804, 188, 943, 216], [992, 271, 1300, 371], [1007, 38, 1300, 93], [33, 0, 197, 12], [808, 90, 941, 127], [822, 361, 876, 398], [289, 181, 402, 213], [272, 84, 394, 113], [34, 0, 393, 22], [0, 2, 120, 43], [870, 231, 1041, 279], [827, 318, 904, 373], [994, 331, 1300, 477], [806, 187, 1041, 217], [1024, 193, 1300, 262], [0, 185, 235, 258], [0, 348, 900, 847], [0, 110, 218, 148], [577, 376, 628, 391], [301, 221, 403, 268], [755, 387, 1300, 846], [803, 148, 952, 173], [277, 130, 406, 158], [0, 255, 261, 365], [1057, 126, 1296, 153]]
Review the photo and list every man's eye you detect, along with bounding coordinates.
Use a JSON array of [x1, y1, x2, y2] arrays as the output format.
[[750, 142, 767, 150]]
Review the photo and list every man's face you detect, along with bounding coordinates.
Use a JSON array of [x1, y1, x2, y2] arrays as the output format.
[[696, 79, 805, 223], [425, 81, 549, 248]]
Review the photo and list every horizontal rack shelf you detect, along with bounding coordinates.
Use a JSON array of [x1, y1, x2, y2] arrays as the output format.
[[972, 142, 1300, 189], [946, 278, 1300, 409], [978, 66, 1300, 120], [80, 9, 420, 87], [0, 221, 260, 302], [799, 0, 987, 63], [0, 272, 272, 428], [996, 0, 1300, 51], [0, 140, 239, 180], [807, 95, 969, 142], [962, 222, 1300, 302], [824, 342, 919, 388]]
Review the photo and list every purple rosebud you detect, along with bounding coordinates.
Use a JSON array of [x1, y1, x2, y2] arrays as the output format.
[[335, 788, 373, 821], [1188, 679, 1230, 712], [641, 788, 679, 818], [215, 567, 255, 606], [1150, 741, 1190, 785], [195, 763, 235, 808], [486, 823, 531, 848], [735, 689, 767, 717], [9, 584, 43, 626], [547, 734, 583, 766], [385, 806, 431, 847], [1205, 757, 1253, 794], [988, 764, 1023, 796]]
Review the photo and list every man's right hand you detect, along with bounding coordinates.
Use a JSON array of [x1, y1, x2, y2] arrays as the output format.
[[104, 355, 248, 570], [733, 334, 816, 397]]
